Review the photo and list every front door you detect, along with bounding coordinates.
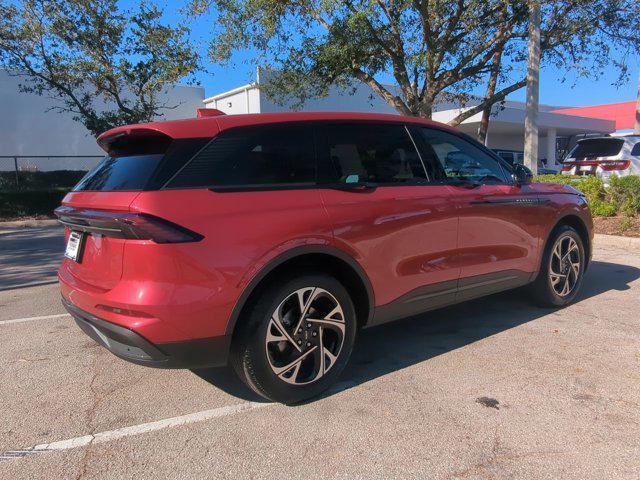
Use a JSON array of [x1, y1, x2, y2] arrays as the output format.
[[414, 127, 541, 301], [316, 123, 460, 323]]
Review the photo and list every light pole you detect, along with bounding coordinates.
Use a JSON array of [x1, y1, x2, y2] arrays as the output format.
[[635, 70, 640, 134], [524, 0, 540, 174]]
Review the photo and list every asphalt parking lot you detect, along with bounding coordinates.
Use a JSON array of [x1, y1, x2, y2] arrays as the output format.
[[1, 223, 639, 479]]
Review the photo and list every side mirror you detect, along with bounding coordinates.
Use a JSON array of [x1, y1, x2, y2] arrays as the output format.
[[512, 163, 533, 185]]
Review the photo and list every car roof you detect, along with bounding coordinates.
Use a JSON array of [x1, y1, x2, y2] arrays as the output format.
[[96, 111, 456, 149], [577, 136, 637, 144]]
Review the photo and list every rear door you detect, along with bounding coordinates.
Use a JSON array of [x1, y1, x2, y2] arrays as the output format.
[[414, 127, 540, 300], [317, 123, 459, 323]]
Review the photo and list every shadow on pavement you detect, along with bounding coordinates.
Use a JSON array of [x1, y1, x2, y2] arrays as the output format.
[[194, 259, 640, 403], [0, 226, 65, 290]]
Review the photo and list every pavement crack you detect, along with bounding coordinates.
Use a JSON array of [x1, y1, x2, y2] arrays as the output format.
[[75, 348, 102, 480]]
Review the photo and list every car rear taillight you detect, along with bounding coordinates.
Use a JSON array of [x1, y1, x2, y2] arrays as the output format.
[[562, 163, 574, 172], [600, 160, 631, 171], [54, 206, 203, 243]]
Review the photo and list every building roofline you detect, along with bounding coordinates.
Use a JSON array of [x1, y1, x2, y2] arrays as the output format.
[[203, 83, 256, 103]]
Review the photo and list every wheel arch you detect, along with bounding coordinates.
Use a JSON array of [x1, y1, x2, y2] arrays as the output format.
[[225, 246, 375, 339], [543, 214, 591, 270]]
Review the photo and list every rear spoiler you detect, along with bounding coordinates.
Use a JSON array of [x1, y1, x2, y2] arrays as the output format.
[[196, 108, 226, 118], [96, 128, 173, 156]]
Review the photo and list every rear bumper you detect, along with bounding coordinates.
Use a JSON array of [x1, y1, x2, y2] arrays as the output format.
[[62, 297, 230, 369]]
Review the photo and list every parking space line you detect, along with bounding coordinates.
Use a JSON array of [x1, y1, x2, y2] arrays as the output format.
[[0, 380, 356, 462], [0, 313, 70, 326], [0, 401, 270, 462]]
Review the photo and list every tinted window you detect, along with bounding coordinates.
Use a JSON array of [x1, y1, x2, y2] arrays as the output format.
[[168, 125, 315, 188], [567, 138, 624, 159], [322, 124, 426, 184], [74, 138, 210, 191], [631, 142, 640, 156], [496, 151, 514, 164], [418, 128, 507, 183]]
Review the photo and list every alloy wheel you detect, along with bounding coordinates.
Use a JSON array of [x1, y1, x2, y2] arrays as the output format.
[[549, 235, 581, 297], [265, 287, 346, 385]]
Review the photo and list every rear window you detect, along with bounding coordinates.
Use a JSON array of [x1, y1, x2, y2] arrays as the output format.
[[73, 138, 210, 191], [631, 142, 640, 156], [567, 138, 624, 160]]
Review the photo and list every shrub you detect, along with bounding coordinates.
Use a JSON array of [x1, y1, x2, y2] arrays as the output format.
[[608, 175, 640, 217], [533, 174, 640, 217], [0, 170, 86, 192], [0, 189, 69, 219]]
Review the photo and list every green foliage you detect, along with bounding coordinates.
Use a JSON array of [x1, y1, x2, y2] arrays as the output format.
[[608, 175, 640, 217], [0, 170, 87, 192], [534, 174, 640, 217], [0, 189, 69, 219], [193, 0, 640, 122], [0, 0, 199, 135]]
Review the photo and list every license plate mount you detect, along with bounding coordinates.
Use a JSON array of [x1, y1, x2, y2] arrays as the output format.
[[65, 231, 85, 262]]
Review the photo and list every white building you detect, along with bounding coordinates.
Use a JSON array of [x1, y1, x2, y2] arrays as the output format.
[[0, 69, 205, 171], [204, 68, 615, 170]]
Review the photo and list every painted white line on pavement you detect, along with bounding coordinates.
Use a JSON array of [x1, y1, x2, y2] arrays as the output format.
[[0, 401, 269, 461], [0, 380, 357, 462], [0, 313, 71, 326]]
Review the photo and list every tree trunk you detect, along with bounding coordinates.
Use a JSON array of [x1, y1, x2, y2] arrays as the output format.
[[478, 49, 504, 145], [478, 3, 509, 146], [524, 0, 540, 175], [635, 71, 640, 134]]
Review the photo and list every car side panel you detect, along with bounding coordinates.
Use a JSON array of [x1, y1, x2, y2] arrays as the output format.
[[63, 188, 334, 343], [320, 185, 460, 307]]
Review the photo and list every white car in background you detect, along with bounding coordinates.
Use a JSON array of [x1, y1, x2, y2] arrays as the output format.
[[562, 135, 640, 180]]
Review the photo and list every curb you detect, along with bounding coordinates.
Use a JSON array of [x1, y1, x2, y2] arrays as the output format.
[[0, 219, 59, 230], [594, 233, 640, 252]]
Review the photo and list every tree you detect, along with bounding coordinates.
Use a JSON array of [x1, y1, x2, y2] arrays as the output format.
[[447, 0, 640, 133], [198, 0, 639, 136], [198, 0, 528, 119], [0, 0, 199, 135]]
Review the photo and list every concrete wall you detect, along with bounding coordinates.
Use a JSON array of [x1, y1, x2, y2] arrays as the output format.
[[0, 70, 204, 171], [259, 82, 398, 114]]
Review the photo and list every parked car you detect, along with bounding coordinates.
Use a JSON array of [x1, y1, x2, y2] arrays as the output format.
[[493, 149, 559, 174], [56, 112, 593, 403], [561, 135, 640, 180], [493, 149, 558, 175]]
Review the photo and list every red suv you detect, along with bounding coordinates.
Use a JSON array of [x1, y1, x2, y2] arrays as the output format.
[[57, 112, 593, 403]]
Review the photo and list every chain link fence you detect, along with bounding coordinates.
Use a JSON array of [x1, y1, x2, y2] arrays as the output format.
[[0, 155, 103, 191]]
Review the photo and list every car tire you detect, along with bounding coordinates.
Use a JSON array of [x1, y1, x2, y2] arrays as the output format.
[[530, 225, 586, 307], [230, 274, 357, 404]]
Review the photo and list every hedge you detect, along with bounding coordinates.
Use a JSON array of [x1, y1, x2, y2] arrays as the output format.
[[534, 174, 640, 217], [0, 170, 86, 191], [0, 189, 70, 219]]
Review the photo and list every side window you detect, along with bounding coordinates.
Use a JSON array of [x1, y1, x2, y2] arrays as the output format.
[[496, 151, 515, 164], [631, 142, 640, 156], [417, 128, 508, 183], [167, 125, 315, 188], [322, 124, 427, 184]]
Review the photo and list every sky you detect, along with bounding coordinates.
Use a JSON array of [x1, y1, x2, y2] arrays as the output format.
[[153, 1, 638, 108]]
